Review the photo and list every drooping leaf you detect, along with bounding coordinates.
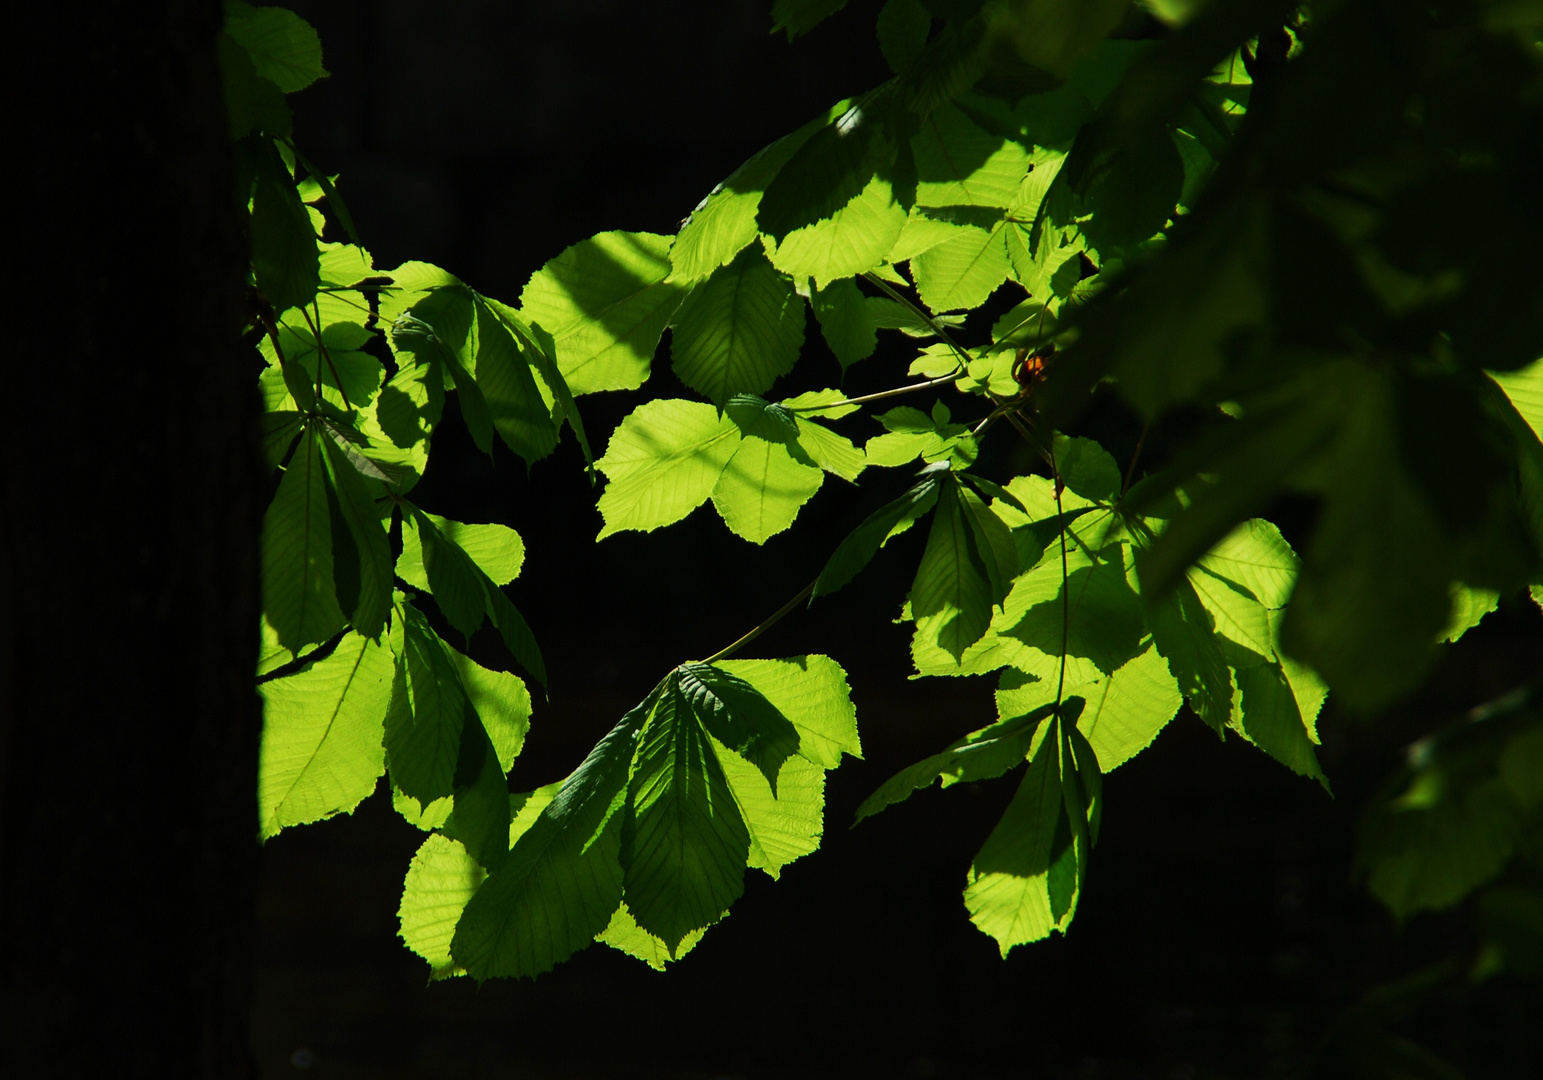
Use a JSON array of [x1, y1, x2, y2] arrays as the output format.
[[520, 231, 686, 394], [249, 137, 319, 314], [472, 297, 560, 465], [479, 296, 594, 464], [910, 479, 996, 662], [408, 509, 490, 640], [262, 421, 346, 650], [317, 430, 391, 639], [963, 722, 1079, 955], [814, 463, 946, 597], [384, 601, 473, 805], [671, 246, 805, 405], [855, 704, 1055, 823], [595, 399, 741, 538], [257, 631, 393, 838]]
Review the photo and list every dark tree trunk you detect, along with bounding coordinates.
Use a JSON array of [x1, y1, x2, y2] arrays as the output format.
[[3, 1, 259, 1075]]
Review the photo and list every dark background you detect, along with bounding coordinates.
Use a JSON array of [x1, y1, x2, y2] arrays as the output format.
[[250, 3, 1543, 1077]]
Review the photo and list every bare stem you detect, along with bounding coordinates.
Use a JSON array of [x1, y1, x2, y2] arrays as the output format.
[[1120, 418, 1151, 501], [861, 272, 975, 369], [788, 371, 963, 413], [700, 579, 818, 665]]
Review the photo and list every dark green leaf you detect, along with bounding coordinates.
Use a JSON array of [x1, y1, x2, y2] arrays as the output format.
[[249, 137, 319, 313], [452, 698, 650, 979], [677, 663, 801, 790], [223, 0, 328, 93], [317, 430, 391, 638], [473, 298, 559, 466], [877, 0, 932, 74], [262, 421, 345, 650], [811, 278, 878, 369]]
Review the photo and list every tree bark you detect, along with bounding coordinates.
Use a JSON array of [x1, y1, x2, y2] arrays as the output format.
[[2, 1, 259, 1075]]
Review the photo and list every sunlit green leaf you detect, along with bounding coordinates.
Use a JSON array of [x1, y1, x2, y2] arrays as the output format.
[[520, 231, 686, 394], [258, 631, 392, 838], [671, 247, 805, 406], [595, 399, 741, 538]]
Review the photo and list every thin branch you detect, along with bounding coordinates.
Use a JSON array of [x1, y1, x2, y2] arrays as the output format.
[[1120, 418, 1151, 501], [787, 371, 963, 413], [700, 579, 818, 665]]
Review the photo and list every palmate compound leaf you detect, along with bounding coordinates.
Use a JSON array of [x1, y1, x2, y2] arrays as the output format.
[[670, 245, 805, 406], [262, 420, 346, 651], [257, 631, 393, 839], [450, 656, 857, 978], [519, 231, 687, 395], [595, 397, 860, 544]]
